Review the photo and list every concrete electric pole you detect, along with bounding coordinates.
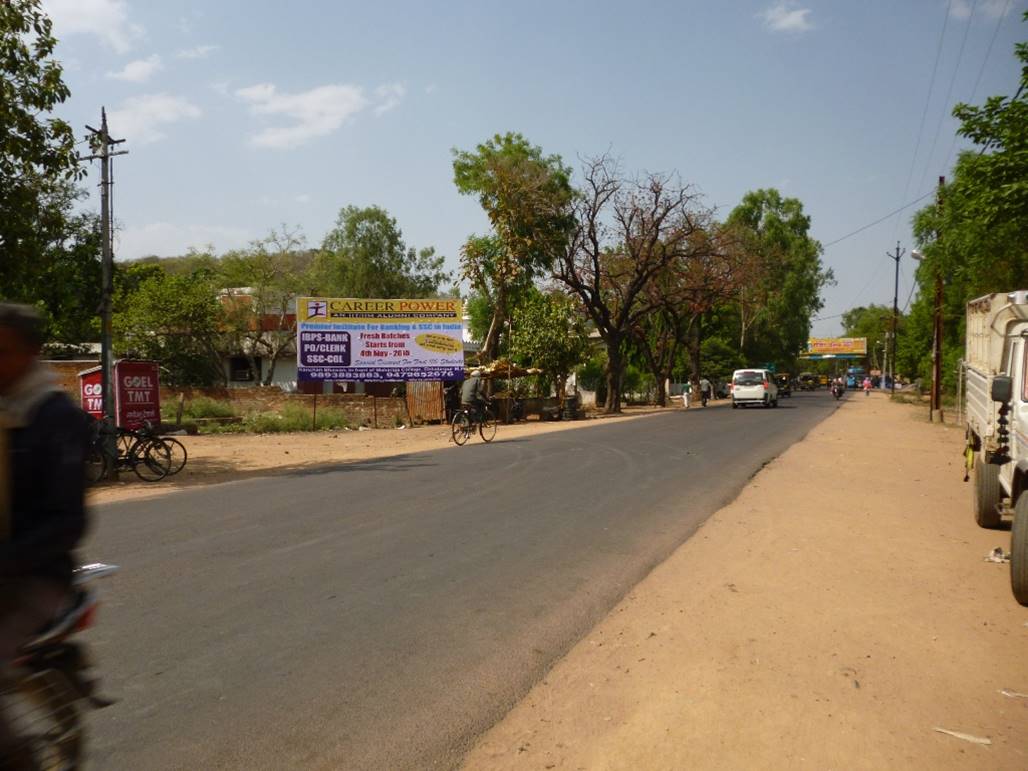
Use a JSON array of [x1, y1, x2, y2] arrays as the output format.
[[84, 108, 128, 465], [886, 241, 904, 395]]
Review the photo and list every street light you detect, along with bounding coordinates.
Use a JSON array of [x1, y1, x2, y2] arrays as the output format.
[[911, 248, 943, 421]]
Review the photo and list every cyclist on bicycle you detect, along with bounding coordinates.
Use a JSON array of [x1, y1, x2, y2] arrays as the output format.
[[460, 369, 488, 418], [0, 304, 90, 765]]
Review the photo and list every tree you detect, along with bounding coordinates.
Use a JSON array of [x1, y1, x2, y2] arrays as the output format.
[[840, 304, 906, 372], [909, 21, 1028, 392], [315, 205, 450, 299], [453, 132, 575, 361], [219, 228, 313, 385], [114, 266, 226, 386], [725, 189, 832, 366], [1, 0, 83, 297], [510, 289, 590, 408], [555, 156, 710, 412]]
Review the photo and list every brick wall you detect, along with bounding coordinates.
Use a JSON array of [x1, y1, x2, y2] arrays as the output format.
[[163, 386, 408, 428]]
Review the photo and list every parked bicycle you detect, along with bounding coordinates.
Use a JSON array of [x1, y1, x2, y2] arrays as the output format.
[[85, 418, 187, 483], [450, 400, 497, 446]]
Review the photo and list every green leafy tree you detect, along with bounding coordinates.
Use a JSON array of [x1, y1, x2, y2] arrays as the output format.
[[453, 132, 575, 361], [114, 266, 226, 386], [726, 189, 833, 366], [1, 1, 100, 343], [510, 289, 590, 407], [315, 205, 450, 298]]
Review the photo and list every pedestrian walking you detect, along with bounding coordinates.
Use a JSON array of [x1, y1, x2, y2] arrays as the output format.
[[682, 382, 691, 409]]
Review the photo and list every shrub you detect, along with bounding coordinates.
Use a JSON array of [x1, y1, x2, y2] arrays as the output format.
[[183, 397, 237, 419]]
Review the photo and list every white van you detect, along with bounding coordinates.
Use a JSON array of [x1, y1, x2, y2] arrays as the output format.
[[731, 369, 779, 408]]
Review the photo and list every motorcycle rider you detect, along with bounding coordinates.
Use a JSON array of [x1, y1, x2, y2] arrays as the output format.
[[0, 304, 90, 765], [699, 377, 712, 407]]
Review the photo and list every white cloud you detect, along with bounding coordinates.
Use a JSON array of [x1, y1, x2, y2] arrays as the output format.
[[374, 82, 406, 116], [760, 1, 813, 33], [176, 44, 219, 60], [425, 83, 438, 95], [106, 54, 161, 83], [116, 222, 250, 260], [43, 0, 144, 53], [951, 0, 1013, 19], [107, 93, 202, 144], [235, 82, 368, 149]]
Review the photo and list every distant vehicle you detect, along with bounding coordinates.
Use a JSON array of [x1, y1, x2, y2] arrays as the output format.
[[775, 373, 792, 397], [798, 373, 818, 391], [845, 366, 866, 389], [730, 368, 778, 409], [964, 290, 1028, 606], [819, 374, 829, 387]]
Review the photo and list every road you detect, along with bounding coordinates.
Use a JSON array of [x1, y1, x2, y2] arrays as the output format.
[[85, 391, 838, 769]]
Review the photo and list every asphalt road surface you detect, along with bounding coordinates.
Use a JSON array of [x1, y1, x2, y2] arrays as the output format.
[[85, 391, 839, 769]]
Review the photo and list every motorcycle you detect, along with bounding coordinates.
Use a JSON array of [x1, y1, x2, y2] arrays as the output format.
[[832, 383, 845, 400], [1, 562, 118, 768]]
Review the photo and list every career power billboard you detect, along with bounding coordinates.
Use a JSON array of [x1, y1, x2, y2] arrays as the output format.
[[296, 298, 465, 382]]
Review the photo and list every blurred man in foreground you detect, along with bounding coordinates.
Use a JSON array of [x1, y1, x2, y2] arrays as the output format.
[[0, 304, 89, 764]]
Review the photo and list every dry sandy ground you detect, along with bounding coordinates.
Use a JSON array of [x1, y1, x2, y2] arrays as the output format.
[[87, 404, 694, 506], [463, 395, 1028, 770]]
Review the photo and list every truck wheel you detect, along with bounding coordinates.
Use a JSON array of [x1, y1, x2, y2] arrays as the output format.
[[1011, 493, 1028, 607], [973, 450, 1003, 529]]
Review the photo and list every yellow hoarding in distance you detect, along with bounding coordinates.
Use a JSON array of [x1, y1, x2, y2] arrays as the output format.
[[806, 337, 867, 356]]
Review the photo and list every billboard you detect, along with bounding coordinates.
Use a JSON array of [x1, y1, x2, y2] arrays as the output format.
[[806, 337, 867, 356], [296, 297, 464, 381], [79, 360, 161, 429]]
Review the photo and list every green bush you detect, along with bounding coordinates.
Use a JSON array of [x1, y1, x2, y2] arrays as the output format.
[[238, 402, 352, 433], [182, 397, 237, 419]]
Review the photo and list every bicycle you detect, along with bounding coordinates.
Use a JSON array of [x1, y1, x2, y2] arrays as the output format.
[[134, 421, 188, 476], [85, 418, 174, 483], [450, 400, 497, 446]]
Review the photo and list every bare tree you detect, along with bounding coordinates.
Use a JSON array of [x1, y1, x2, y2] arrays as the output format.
[[555, 156, 710, 412]]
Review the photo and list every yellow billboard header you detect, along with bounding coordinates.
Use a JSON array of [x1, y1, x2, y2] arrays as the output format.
[[806, 337, 867, 356], [299, 297, 462, 324]]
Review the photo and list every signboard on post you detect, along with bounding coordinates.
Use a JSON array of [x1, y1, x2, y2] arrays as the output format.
[[805, 337, 868, 356], [79, 359, 161, 429], [296, 298, 465, 382]]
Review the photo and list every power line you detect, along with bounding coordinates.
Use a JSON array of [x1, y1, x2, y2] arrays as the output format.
[[942, 0, 1011, 169], [892, 0, 953, 243], [822, 190, 934, 248], [916, 0, 977, 197]]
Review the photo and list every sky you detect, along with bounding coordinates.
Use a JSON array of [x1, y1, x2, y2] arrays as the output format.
[[40, 0, 1027, 337]]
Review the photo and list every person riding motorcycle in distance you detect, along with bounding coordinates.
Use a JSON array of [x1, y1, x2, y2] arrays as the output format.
[[699, 376, 712, 406], [460, 368, 488, 418], [0, 304, 90, 764]]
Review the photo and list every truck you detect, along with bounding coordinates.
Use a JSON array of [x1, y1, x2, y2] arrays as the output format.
[[964, 290, 1028, 606]]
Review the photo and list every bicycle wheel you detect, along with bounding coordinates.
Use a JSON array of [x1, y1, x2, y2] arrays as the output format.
[[479, 408, 497, 443], [84, 444, 110, 484], [159, 437, 188, 475], [131, 438, 170, 482], [451, 411, 472, 446]]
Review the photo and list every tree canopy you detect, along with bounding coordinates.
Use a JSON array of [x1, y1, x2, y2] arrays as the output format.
[[315, 205, 450, 299]]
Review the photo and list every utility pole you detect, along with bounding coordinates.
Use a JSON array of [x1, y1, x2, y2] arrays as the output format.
[[930, 176, 944, 423], [84, 108, 128, 465], [886, 241, 904, 394]]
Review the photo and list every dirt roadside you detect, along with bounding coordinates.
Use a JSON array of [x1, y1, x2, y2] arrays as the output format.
[[87, 404, 699, 506], [463, 395, 1028, 770]]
